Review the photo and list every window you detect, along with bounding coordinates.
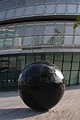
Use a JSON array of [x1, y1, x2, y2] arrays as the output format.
[[25, 26, 34, 36], [67, 5, 77, 14], [6, 9, 15, 18], [0, 1, 8, 11], [46, 0, 56, 4], [25, 6, 34, 16], [54, 36, 63, 45], [0, 11, 5, 20], [35, 25, 44, 35], [74, 36, 80, 45], [36, 0, 46, 4], [43, 36, 54, 45], [26, 0, 36, 5], [45, 26, 54, 35], [17, 0, 26, 7], [46, 5, 55, 14], [56, 4, 66, 13], [33, 36, 43, 46], [58, 0, 67, 2], [13, 37, 22, 46], [78, 5, 80, 13], [15, 7, 25, 17], [8, 0, 17, 8], [64, 36, 73, 45], [55, 23, 65, 35], [34, 5, 45, 15], [75, 26, 80, 35], [23, 37, 32, 46], [65, 25, 74, 35], [4, 38, 13, 47], [15, 27, 24, 37], [5, 29, 15, 38], [0, 39, 4, 47]]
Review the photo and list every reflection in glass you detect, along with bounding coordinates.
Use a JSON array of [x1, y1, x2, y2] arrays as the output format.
[[25, 26, 34, 36], [17, 0, 26, 7], [6, 9, 15, 18], [65, 26, 74, 35], [54, 36, 63, 45], [64, 36, 73, 45], [35, 26, 44, 35], [45, 53, 53, 63], [74, 36, 80, 45], [13, 37, 22, 46], [78, 5, 80, 13], [45, 26, 54, 35], [67, 5, 77, 13], [33, 36, 43, 46], [15, 27, 24, 37], [0, 29, 5, 39], [63, 71, 69, 85], [25, 6, 34, 16], [34, 5, 45, 15], [15, 7, 25, 17], [70, 71, 78, 85], [75, 26, 80, 35], [54, 54, 62, 70], [46, 5, 55, 14], [23, 37, 32, 46], [58, 0, 67, 2], [17, 56, 25, 71], [0, 39, 4, 48], [5, 38, 13, 47], [57, 4, 66, 13], [43, 36, 54, 45], [26, 54, 34, 65], [0, 11, 5, 20], [55, 23, 65, 35]]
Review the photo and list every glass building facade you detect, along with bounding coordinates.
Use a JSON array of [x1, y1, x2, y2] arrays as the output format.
[[0, 0, 80, 91]]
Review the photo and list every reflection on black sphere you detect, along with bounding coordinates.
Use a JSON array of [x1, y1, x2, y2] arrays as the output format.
[[18, 62, 65, 111]]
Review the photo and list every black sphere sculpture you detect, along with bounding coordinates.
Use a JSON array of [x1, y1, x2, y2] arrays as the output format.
[[18, 62, 65, 111]]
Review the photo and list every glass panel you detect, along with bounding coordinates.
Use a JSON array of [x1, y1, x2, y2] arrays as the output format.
[[17, 0, 26, 7], [58, 0, 67, 2], [15, 7, 25, 17], [15, 27, 24, 37], [0, 39, 4, 48], [35, 25, 44, 35], [54, 36, 63, 45], [74, 36, 80, 45], [36, 0, 46, 4], [33, 36, 43, 46], [64, 36, 73, 45], [0, 29, 5, 39], [55, 23, 65, 35], [45, 26, 54, 35], [8, 0, 17, 8], [4, 38, 13, 47], [75, 26, 80, 35], [26, 54, 34, 66], [70, 71, 78, 85], [0, 1, 8, 11], [72, 63, 79, 70], [9, 57, 16, 68], [36, 54, 41, 61], [63, 55, 72, 70], [45, 53, 53, 63], [67, 5, 77, 13], [26, 0, 36, 5], [57, 4, 66, 13], [25, 26, 34, 36], [13, 37, 22, 46], [72, 55, 79, 70], [17, 56, 25, 71], [34, 5, 45, 15], [0, 11, 5, 20], [46, 5, 55, 14], [73, 55, 80, 62], [23, 37, 32, 46], [5, 29, 15, 38], [46, 0, 56, 4], [25, 6, 34, 16], [54, 54, 63, 70], [65, 26, 74, 35], [78, 5, 80, 13], [6, 9, 15, 18], [43, 36, 54, 45], [63, 71, 69, 86]]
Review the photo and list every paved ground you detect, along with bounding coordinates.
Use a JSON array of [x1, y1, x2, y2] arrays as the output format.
[[0, 85, 80, 120]]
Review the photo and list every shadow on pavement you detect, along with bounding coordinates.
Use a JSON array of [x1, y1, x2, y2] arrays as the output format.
[[0, 107, 48, 119]]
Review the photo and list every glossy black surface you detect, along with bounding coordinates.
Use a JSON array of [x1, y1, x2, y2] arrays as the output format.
[[18, 62, 65, 111]]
